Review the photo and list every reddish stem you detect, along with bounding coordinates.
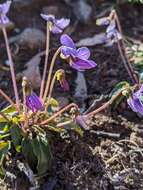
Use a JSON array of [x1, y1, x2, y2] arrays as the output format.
[[2, 27, 20, 111], [41, 103, 78, 125]]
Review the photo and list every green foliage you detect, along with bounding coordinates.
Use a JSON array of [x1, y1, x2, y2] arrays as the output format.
[[109, 81, 130, 108], [0, 102, 82, 176], [127, 44, 143, 81], [0, 141, 11, 175]]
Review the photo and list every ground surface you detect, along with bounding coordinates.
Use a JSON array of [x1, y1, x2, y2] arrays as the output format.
[[0, 0, 143, 189]]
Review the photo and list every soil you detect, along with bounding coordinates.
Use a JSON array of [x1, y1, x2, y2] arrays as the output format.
[[0, 0, 143, 190]]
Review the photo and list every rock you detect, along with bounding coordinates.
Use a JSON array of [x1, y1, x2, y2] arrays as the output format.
[[42, 6, 59, 17], [17, 51, 45, 89], [73, 0, 92, 23], [13, 0, 33, 8], [9, 28, 46, 50], [65, 0, 92, 23]]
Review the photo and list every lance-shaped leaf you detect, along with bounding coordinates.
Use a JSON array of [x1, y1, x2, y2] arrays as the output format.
[[0, 141, 11, 175], [31, 134, 52, 175]]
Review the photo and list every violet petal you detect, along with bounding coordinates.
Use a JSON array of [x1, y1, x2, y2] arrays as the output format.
[[70, 59, 97, 71], [60, 34, 76, 49], [55, 18, 70, 29], [0, 1, 11, 14], [40, 13, 55, 22], [51, 25, 63, 34], [77, 47, 90, 59], [61, 46, 77, 58]]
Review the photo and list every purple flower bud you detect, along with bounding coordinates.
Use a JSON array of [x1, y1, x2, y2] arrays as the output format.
[[26, 93, 44, 112], [127, 85, 143, 116], [41, 13, 70, 34], [75, 115, 90, 130], [0, 1, 11, 24], [60, 34, 97, 71], [56, 70, 70, 91], [60, 78, 70, 91]]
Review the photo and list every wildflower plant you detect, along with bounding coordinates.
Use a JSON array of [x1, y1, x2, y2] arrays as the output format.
[[0, 0, 143, 182]]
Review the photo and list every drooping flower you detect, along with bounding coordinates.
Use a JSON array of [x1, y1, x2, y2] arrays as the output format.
[[22, 77, 44, 112], [26, 93, 44, 112], [41, 14, 70, 34], [60, 34, 97, 71], [56, 70, 69, 91], [0, 1, 11, 24], [96, 16, 122, 46], [127, 85, 143, 116]]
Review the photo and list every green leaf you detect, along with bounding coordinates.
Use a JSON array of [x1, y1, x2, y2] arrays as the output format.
[[1, 105, 16, 115], [0, 117, 8, 123], [110, 81, 130, 97], [22, 137, 37, 172], [109, 81, 130, 108], [0, 124, 10, 134], [0, 141, 11, 175], [32, 134, 52, 176], [10, 125, 22, 153]]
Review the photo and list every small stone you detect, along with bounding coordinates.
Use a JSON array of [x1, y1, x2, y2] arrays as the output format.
[[73, 0, 92, 23], [9, 28, 46, 50], [42, 6, 59, 17]]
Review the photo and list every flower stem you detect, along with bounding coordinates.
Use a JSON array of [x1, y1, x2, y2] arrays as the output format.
[[41, 103, 78, 125], [111, 10, 138, 84], [0, 89, 18, 110], [85, 90, 123, 118], [45, 69, 64, 110], [0, 111, 10, 122], [40, 22, 50, 98], [43, 47, 61, 101], [2, 27, 20, 111], [22, 82, 28, 128]]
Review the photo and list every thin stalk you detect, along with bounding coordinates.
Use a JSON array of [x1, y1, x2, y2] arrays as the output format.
[[43, 47, 61, 101], [0, 89, 18, 110], [40, 22, 50, 98], [85, 90, 124, 118], [45, 69, 64, 110], [41, 103, 78, 125], [111, 10, 138, 84], [22, 87, 28, 128], [0, 112, 10, 122], [2, 27, 20, 111]]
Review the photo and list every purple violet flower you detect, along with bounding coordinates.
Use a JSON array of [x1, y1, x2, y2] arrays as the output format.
[[0, 1, 11, 24], [127, 85, 143, 116], [26, 93, 44, 112], [41, 14, 70, 34], [60, 34, 97, 71], [96, 16, 122, 46]]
